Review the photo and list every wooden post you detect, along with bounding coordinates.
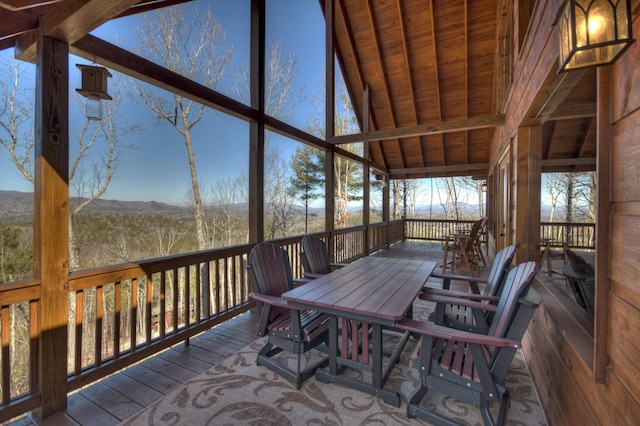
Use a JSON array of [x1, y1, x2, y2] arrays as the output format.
[[249, 0, 265, 243], [515, 126, 542, 263], [34, 36, 69, 418], [325, 0, 336, 253], [594, 65, 612, 383]]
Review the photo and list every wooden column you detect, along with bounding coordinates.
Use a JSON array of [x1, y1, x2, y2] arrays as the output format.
[[34, 36, 69, 418], [515, 125, 542, 262], [249, 0, 265, 243], [324, 0, 336, 238], [594, 65, 612, 383]]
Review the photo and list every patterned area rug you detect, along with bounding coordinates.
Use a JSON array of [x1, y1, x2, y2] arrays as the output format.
[[121, 301, 547, 425]]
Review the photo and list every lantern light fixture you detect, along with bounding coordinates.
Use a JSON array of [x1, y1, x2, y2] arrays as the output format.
[[76, 64, 112, 120], [556, 0, 635, 72]]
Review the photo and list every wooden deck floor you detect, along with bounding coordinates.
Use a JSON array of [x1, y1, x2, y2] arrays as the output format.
[[10, 241, 534, 425]]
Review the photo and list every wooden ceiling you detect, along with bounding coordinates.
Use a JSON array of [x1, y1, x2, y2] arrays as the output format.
[[0, 0, 596, 179]]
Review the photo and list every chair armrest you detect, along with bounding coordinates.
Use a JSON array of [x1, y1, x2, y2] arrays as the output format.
[[430, 271, 489, 284], [397, 318, 521, 348], [419, 294, 499, 311], [304, 272, 325, 279], [293, 278, 312, 287], [419, 288, 500, 301], [249, 292, 291, 309]]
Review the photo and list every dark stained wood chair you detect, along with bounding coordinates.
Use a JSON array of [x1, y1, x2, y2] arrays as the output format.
[[300, 235, 347, 279], [247, 242, 330, 389], [562, 248, 595, 315], [398, 261, 540, 426], [421, 244, 517, 334], [442, 218, 483, 275]]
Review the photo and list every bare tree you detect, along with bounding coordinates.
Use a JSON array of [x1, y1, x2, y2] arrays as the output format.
[[265, 147, 298, 239], [132, 6, 233, 251], [0, 58, 137, 270], [209, 174, 248, 246], [0, 59, 34, 183]]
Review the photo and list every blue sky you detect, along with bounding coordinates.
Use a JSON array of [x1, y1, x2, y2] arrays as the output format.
[[0, 0, 327, 205]]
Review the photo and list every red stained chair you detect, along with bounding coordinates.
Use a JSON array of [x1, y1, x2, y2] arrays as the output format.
[[421, 244, 517, 334], [398, 261, 540, 426], [300, 235, 347, 279], [247, 242, 330, 389]]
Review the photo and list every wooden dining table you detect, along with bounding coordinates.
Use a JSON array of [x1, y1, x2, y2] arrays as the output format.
[[281, 256, 437, 407]]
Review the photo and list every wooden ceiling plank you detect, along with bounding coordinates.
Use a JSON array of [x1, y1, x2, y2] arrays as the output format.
[[15, 0, 141, 62], [332, 114, 505, 144], [548, 103, 597, 121]]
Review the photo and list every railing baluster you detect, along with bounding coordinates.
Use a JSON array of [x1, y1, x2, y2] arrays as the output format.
[[2, 305, 10, 405]]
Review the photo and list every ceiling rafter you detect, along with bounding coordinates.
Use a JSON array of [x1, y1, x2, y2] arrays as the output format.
[[428, 0, 446, 166], [395, 0, 423, 165], [332, 114, 505, 144], [464, 0, 469, 164], [365, 0, 404, 168]]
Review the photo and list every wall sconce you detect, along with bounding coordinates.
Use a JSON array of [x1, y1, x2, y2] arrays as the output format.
[[481, 181, 487, 192], [556, 0, 635, 71], [76, 64, 112, 120]]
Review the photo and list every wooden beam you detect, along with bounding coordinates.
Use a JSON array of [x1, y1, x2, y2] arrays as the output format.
[[332, 114, 505, 144], [16, 0, 141, 61], [541, 157, 597, 167], [389, 162, 488, 177], [0, 0, 63, 11], [547, 102, 596, 121], [0, 8, 38, 40], [71, 34, 257, 121]]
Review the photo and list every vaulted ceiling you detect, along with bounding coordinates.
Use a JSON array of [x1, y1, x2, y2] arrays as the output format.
[[0, 0, 596, 180]]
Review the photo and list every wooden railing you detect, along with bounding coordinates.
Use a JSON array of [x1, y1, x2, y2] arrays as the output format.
[[0, 218, 595, 422]]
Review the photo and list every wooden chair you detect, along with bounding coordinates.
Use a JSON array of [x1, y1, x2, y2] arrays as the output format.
[[562, 248, 595, 314], [442, 219, 483, 275], [539, 239, 568, 277], [421, 244, 517, 334], [300, 235, 347, 279], [398, 261, 540, 426], [247, 242, 330, 389]]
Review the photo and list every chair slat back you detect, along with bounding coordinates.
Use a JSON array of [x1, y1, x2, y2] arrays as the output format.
[[301, 235, 332, 275], [488, 261, 538, 341], [248, 242, 294, 317], [483, 245, 516, 297]]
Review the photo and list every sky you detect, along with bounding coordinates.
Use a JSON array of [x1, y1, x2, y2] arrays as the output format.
[[0, 0, 328, 205]]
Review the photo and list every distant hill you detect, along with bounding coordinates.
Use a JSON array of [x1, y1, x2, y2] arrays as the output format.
[[0, 190, 191, 220]]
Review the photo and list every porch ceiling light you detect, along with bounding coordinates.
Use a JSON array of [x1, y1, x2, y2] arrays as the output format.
[[556, 0, 635, 71], [76, 64, 112, 120]]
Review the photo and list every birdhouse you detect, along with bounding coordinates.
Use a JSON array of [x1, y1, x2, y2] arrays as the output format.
[[76, 64, 112, 120], [76, 64, 112, 99]]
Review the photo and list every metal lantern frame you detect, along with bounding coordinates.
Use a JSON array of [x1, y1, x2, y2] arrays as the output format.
[[556, 0, 635, 71]]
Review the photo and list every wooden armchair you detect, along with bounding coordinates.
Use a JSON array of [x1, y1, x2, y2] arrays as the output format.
[[421, 244, 516, 333], [247, 242, 330, 389], [397, 261, 540, 426], [562, 248, 595, 314], [442, 218, 483, 275], [300, 235, 347, 279]]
